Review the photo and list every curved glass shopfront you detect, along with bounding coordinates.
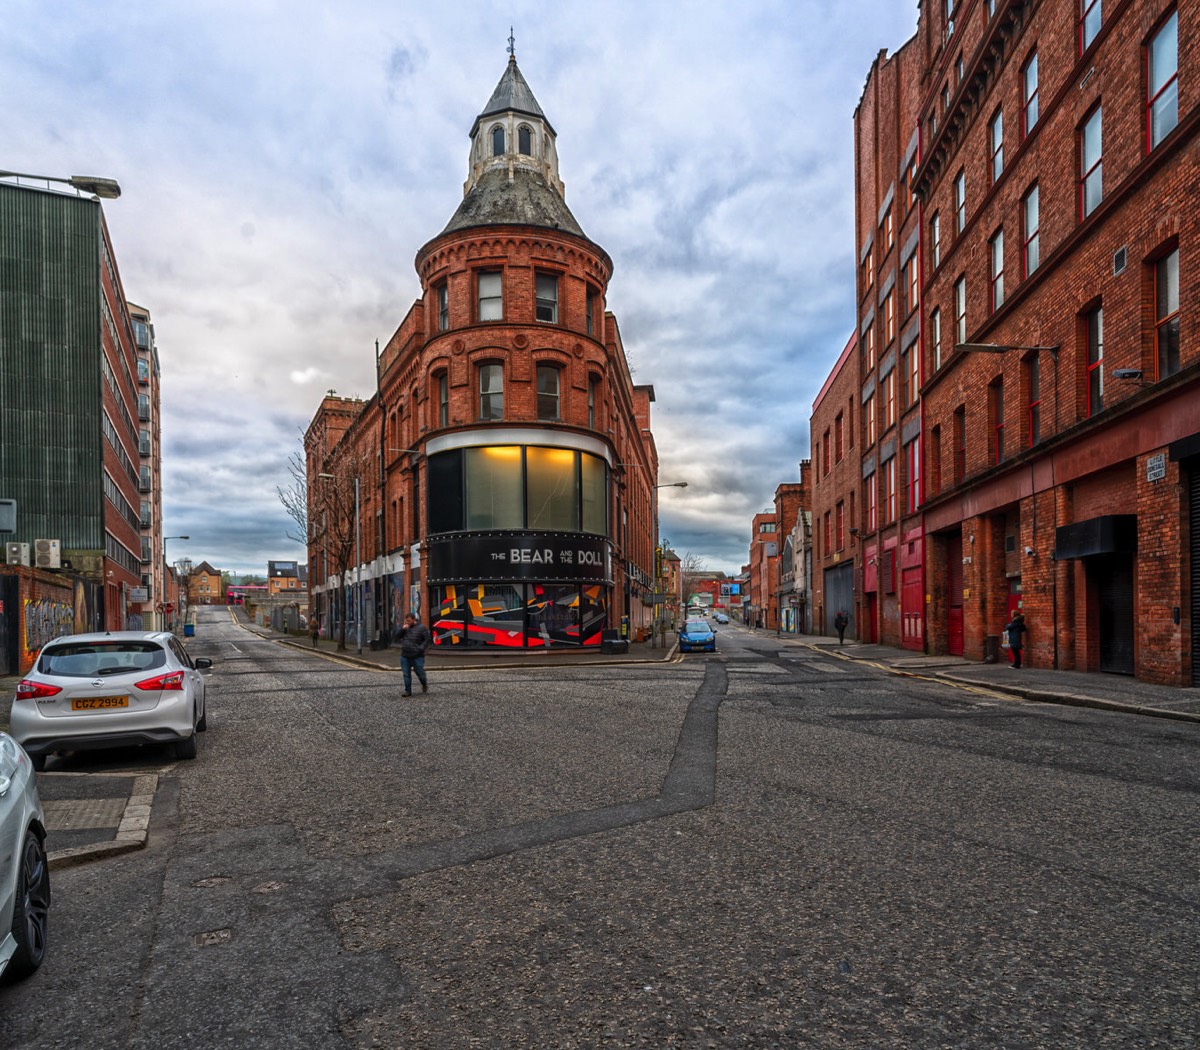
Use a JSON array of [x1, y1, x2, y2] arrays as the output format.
[[426, 443, 613, 649]]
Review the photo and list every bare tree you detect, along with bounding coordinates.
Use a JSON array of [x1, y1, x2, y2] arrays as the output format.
[[305, 446, 377, 652], [680, 551, 708, 604], [276, 449, 309, 546]]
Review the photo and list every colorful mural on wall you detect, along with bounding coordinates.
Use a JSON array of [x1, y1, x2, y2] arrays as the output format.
[[23, 595, 73, 660]]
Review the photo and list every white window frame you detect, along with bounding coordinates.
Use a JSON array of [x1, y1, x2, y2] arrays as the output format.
[[535, 273, 558, 324], [478, 271, 503, 321]]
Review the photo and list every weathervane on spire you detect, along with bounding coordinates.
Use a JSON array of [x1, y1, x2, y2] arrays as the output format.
[[507, 27, 515, 59]]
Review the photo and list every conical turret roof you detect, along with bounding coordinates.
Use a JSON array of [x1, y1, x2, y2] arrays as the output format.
[[440, 53, 583, 238], [473, 55, 552, 133]]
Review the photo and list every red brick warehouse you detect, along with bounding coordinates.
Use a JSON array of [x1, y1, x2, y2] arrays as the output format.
[[834, 0, 1198, 684]]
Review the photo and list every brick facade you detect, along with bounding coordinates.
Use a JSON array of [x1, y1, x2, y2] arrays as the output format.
[[841, 0, 1200, 684], [305, 56, 659, 650], [186, 562, 224, 607], [0, 566, 97, 675], [849, 32, 928, 652]]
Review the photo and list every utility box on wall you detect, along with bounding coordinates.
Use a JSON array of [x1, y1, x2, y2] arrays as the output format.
[[34, 539, 61, 569]]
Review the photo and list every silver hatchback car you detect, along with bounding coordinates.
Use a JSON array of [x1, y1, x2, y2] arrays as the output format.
[[11, 631, 211, 770], [0, 732, 49, 983]]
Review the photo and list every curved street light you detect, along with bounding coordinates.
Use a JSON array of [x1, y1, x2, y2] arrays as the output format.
[[0, 170, 122, 199]]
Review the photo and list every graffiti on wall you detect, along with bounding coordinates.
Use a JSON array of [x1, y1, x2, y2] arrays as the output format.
[[23, 596, 74, 658], [74, 579, 98, 633]]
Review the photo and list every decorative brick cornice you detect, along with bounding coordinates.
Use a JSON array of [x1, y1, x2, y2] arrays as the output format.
[[914, 0, 1036, 201]]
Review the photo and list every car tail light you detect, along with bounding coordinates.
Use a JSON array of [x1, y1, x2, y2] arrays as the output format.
[[135, 670, 185, 691], [15, 680, 62, 700]]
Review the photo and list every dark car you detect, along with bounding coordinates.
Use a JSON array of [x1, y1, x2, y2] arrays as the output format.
[[679, 620, 717, 653]]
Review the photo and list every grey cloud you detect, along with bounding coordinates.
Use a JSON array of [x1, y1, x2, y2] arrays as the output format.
[[2, 0, 921, 577], [386, 43, 425, 86]]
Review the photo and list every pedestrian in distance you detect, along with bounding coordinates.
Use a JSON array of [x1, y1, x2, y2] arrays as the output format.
[[1005, 611, 1028, 668], [834, 610, 849, 645], [398, 612, 431, 696], [310, 618, 320, 648]]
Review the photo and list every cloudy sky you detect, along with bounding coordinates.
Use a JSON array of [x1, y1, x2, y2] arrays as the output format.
[[5, 0, 919, 577]]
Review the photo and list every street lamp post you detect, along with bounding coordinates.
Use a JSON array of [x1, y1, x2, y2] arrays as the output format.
[[0, 170, 122, 199], [652, 482, 688, 647], [163, 536, 189, 631], [354, 476, 361, 654]]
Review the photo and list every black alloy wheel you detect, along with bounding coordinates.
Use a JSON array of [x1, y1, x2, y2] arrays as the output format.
[[2, 829, 50, 983]]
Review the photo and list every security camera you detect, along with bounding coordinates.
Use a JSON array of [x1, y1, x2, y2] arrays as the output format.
[[1113, 368, 1143, 380], [1024, 546, 1035, 557]]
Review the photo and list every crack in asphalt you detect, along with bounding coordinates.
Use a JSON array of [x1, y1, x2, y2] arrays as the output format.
[[366, 661, 727, 882]]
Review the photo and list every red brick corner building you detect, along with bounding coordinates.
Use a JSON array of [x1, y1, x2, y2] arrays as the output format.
[[306, 51, 659, 650]]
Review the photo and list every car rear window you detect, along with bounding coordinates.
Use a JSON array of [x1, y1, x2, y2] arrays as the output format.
[[39, 642, 167, 677]]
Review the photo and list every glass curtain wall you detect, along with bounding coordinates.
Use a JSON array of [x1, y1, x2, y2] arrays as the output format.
[[426, 445, 611, 649]]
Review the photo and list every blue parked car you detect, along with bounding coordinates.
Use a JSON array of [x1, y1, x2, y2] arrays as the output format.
[[679, 619, 717, 653]]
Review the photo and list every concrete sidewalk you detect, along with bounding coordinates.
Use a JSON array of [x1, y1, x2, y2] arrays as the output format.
[[35, 772, 159, 870], [797, 634, 1200, 724]]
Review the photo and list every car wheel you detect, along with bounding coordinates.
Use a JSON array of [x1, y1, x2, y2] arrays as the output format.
[[196, 705, 208, 733], [2, 830, 50, 984], [175, 727, 198, 760]]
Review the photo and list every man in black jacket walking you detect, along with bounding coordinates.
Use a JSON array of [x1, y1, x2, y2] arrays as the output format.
[[398, 613, 431, 696], [1005, 612, 1028, 669]]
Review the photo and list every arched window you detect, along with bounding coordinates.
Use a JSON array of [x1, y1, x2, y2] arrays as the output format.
[[518, 125, 532, 155], [491, 125, 505, 156]]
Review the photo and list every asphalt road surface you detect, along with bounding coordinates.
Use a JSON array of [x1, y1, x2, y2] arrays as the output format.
[[2, 608, 1197, 1047]]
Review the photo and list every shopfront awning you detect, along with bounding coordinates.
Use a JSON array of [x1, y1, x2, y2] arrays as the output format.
[[1054, 515, 1137, 560]]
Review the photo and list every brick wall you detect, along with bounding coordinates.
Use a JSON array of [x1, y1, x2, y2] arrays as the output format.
[[898, 0, 1199, 682], [811, 333, 860, 634]]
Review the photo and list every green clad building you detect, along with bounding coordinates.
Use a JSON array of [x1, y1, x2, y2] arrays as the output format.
[[0, 180, 156, 672]]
